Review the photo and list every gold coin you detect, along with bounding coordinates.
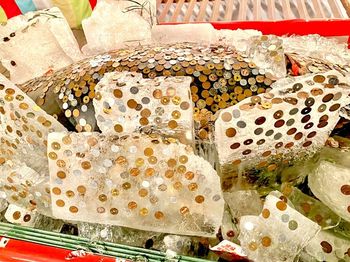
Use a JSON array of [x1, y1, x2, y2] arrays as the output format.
[[139, 189, 148, 197], [188, 183, 198, 191], [110, 208, 119, 215], [195, 195, 205, 203], [66, 190, 75, 198], [12, 211, 21, 220], [168, 120, 178, 129], [261, 236, 272, 247], [36, 97, 45, 106], [48, 152, 57, 160], [56, 199, 65, 207], [128, 201, 137, 210], [52, 187, 61, 195], [154, 211, 164, 219], [77, 185, 86, 194], [144, 147, 153, 156], [81, 161, 91, 170], [262, 209, 270, 219], [180, 206, 190, 215], [57, 171, 66, 179], [114, 124, 123, 133], [139, 208, 149, 216], [69, 206, 78, 213], [144, 168, 155, 177], [127, 99, 137, 109], [276, 200, 287, 211]]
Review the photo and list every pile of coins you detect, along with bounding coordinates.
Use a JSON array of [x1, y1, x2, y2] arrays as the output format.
[[20, 43, 275, 139]]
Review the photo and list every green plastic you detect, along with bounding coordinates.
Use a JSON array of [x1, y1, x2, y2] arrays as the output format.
[[0, 222, 212, 261]]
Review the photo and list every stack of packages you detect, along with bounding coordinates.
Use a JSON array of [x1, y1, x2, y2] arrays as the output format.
[[1, 1, 350, 261]]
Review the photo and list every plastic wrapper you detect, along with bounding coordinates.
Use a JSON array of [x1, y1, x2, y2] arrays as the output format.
[[210, 240, 248, 261]]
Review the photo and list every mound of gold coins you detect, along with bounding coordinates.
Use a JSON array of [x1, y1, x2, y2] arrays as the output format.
[[20, 43, 275, 140]]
